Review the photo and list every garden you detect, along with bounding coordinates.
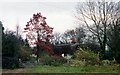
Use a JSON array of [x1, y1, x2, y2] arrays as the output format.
[[1, 0, 120, 74]]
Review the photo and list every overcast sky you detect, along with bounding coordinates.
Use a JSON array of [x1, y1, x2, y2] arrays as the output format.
[[0, 2, 79, 39], [0, 0, 119, 39]]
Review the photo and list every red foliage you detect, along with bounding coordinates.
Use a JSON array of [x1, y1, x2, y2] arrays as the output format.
[[26, 24, 29, 27], [24, 27, 29, 30], [24, 12, 54, 55]]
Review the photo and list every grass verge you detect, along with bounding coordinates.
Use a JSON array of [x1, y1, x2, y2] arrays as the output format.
[[23, 65, 119, 73]]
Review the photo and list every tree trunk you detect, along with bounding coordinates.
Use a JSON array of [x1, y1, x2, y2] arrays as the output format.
[[37, 31, 40, 63]]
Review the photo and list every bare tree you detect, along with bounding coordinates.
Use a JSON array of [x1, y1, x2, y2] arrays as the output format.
[[76, 0, 120, 58], [75, 27, 86, 44], [53, 32, 61, 44], [64, 29, 76, 43], [16, 25, 19, 36]]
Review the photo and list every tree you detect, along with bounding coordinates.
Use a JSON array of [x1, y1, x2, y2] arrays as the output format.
[[2, 30, 20, 69], [64, 29, 77, 43], [24, 12, 54, 62], [64, 29, 76, 38], [63, 27, 86, 44], [0, 21, 3, 67], [53, 32, 61, 45], [15, 23, 23, 40], [75, 27, 86, 44], [16, 24, 20, 37], [76, 1, 120, 59], [19, 41, 32, 62], [107, 17, 120, 62]]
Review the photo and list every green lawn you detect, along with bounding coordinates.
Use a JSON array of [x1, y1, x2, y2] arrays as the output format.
[[23, 65, 119, 73]]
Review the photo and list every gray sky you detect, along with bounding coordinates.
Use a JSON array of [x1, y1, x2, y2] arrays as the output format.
[[0, 0, 119, 39], [0, 2, 79, 39]]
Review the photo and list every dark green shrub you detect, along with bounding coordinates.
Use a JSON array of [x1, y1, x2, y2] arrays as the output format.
[[50, 56, 67, 66], [50, 60, 62, 66], [39, 56, 67, 66], [42, 57, 52, 65], [2, 31, 20, 69], [19, 45, 32, 61], [2, 57, 19, 69]]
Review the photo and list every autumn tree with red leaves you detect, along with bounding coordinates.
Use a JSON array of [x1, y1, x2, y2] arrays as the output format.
[[24, 12, 54, 62]]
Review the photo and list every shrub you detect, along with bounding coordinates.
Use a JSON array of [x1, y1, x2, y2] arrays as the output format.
[[74, 47, 100, 65], [52, 57, 67, 66], [39, 56, 67, 66], [2, 57, 19, 69], [19, 45, 32, 61], [70, 59, 85, 67], [101, 60, 111, 66], [101, 59, 116, 66], [50, 60, 62, 66]]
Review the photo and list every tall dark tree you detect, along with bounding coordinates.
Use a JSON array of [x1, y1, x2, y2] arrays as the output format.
[[0, 21, 3, 67], [2, 30, 20, 69], [107, 17, 120, 62]]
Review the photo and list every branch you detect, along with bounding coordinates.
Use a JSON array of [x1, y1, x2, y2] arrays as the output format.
[[80, 9, 98, 36]]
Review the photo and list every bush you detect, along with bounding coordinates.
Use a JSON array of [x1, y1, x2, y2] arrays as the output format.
[[2, 57, 19, 69], [74, 47, 100, 65], [50, 60, 62, 66], [39, 56, 67, 66], [101, 59, 116, 66], [70, 59, 85, 67], [101, 60, 111, 66], [52, 56, 67, 66], [19, 45, 32, 61]]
